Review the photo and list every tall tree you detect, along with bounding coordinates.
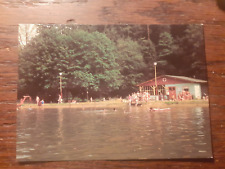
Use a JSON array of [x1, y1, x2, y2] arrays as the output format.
[[18, 26, 122, 101], [115, 38, 147, 96]]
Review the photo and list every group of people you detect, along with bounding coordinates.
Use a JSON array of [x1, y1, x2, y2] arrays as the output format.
[[36, 96, 44, 106], [30, 95, 61, 106], [127, 90, 197, 104], [177, 90, 193, 101], [127, 92, 149, 105]]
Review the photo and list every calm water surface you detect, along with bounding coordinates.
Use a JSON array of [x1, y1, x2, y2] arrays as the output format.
[[16, 105, 212, 161]]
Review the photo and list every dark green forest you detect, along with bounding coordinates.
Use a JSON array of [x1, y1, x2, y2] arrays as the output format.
[[18, 24, 207, 102]]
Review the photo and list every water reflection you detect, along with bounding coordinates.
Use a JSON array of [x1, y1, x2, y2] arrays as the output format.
[[17, 106, 212, 161]]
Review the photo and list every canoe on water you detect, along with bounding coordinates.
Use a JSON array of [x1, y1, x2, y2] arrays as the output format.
[[149, 108, 171, 111]]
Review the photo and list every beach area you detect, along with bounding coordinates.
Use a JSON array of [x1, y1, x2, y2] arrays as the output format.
[[18, 99, 209, 109]]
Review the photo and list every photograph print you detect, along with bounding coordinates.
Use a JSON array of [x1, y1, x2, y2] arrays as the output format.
[[17, 24, 212, 161]]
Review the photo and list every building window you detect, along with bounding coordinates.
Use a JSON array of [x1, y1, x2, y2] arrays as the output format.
[[157, 85, 166, 95], [183, 87, 189, 92]]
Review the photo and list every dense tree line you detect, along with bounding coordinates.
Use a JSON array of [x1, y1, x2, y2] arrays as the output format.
[[18, 24, 207, 102]]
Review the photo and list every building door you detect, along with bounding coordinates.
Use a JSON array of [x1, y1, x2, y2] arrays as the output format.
[[194, 85, 201, 99], [169, 87, 176, 100]]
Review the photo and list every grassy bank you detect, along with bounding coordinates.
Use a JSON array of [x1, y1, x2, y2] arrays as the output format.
[[20, 99, 209, 109]]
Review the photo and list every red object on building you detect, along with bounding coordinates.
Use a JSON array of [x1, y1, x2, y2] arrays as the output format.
[[137, 75, 207, 86], [137, 75, 207, 100]]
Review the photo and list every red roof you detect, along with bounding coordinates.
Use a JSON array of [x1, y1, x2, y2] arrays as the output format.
[[137, 75, 207, 86]]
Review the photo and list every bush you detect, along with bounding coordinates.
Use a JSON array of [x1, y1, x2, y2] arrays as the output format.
[[83, 99, 88, 102], [73, 97, 82, 102]]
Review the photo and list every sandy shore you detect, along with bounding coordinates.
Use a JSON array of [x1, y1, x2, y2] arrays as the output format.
[[19, 99, 209, 109]]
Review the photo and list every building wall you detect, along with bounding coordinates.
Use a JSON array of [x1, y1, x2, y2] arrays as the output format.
[[165, 83, 202, 99]]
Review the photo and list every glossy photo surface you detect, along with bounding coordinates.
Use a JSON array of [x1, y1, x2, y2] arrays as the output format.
[[17, 24, 212, 161]]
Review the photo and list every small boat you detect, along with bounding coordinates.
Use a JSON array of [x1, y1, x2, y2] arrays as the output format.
[[149, 108, 171, 111]]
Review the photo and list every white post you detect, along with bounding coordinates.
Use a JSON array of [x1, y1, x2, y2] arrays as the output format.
[[154, 62, 157, 99], [59, 72, 62, 99]]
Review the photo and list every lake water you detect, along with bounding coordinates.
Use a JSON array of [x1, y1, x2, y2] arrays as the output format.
[[16, 105, 213, 161]]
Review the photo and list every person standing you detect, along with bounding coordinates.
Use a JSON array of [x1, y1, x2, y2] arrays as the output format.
[[128, 94, 132, 106], [58, 94, 62, 103], [36, 96, 40, 105]]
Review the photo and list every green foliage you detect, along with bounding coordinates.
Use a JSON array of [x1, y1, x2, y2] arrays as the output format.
[[141, 39, 157, 64], [158, 32, 174, 58], [115, 38, 147, 95], [18, 24, 207, 102], [167, 25, 207, 79], [61, 30, 122, 95], [19, 26, 122, 101]]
